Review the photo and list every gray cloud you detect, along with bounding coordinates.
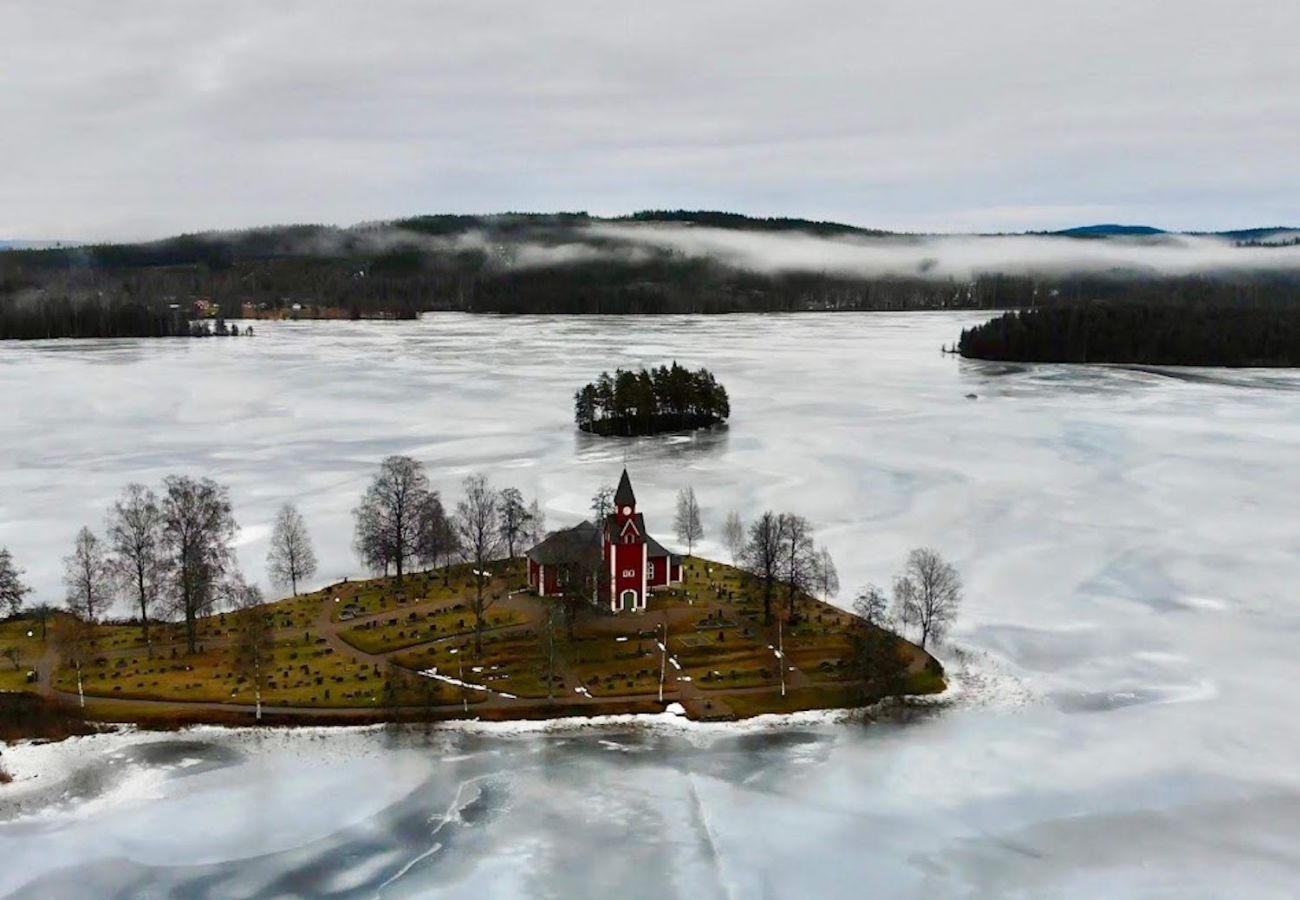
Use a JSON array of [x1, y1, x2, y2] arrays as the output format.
[[2, 1, 1298, 240]]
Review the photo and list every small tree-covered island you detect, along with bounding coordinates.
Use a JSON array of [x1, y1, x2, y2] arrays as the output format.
[[575, 364, 730, 436], [0, 466, 953, 742]]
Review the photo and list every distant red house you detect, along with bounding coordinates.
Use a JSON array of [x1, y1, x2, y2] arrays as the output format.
[[526, 469, 683, 612]]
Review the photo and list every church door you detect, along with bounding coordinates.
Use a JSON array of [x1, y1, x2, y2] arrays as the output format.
[[620, 590, 636, 612]]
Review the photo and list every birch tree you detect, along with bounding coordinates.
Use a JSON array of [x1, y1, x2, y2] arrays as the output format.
[[230, 580, 273, 721], [674, 486, 704, 556], [778, 513, 815, 619], [590, 484, 615, 522], [811, 546, 840, 602], [63, 527, 115, 624], [722, 511, 745, 566], [353, 455, 430, 583], [161, 475, 239, 655], [415, 492, 454, 576], [893, 548, 962, 649], [853, 583, 889, 627], [266, 503, 317, 595], [106, 484, 164, 654], [527, 499, 547, 545], [455, 473, 503, 656], [498, 487, 533, 559], [740, 511, 786, 625]]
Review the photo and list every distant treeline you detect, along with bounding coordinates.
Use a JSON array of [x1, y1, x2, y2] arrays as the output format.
[[0, 294, 192, 340], [4, 211, 1300, 338], [575, 364, 730, 436], [958, 302, 1300, 367]]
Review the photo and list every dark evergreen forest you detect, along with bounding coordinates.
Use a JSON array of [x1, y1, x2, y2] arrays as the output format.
[[958, 302, 1300, 367], [575, 364, 730, 436]]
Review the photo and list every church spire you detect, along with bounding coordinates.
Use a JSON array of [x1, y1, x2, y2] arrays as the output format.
[[614, 468, 636, 509]]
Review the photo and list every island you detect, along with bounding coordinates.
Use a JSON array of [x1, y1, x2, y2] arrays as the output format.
[[574, 364, 730, 436], [958, 303, 1300, 367], [1, 470, 944, 736], [3, 558, 942, 730]]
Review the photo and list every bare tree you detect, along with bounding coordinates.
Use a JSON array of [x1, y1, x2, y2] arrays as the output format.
[[161, 475, 239, 655], [527, 499, 547, 545], [740, 511, 786, 625], [353, 455, 431, 584], [778, 513, 816, 619], [893, 548, 962, 649], [52, 613, 94, 708], [63, 526, 115, 624], [674, 486, 704, 556], [455, 473, 503, 656], [811, 546, 840, 601], [853, 583, 889, 627], [0, 547, 31, 617], [28, 603, 56, 641], [415, 492, 454, 576], [106, 483, 164, 654], [590, 484, 614, 522], [353, 501, 392, 576], [230, 580, 273, 721], [556, 540, 606, 640], [722, 511, 745, 566], [497, 487, 534, 559], [437, 519, 462, 587], [266, 503, 317, 596]]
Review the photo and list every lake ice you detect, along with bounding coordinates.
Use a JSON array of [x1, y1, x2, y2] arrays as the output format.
[[1, 312, 1299, 897]]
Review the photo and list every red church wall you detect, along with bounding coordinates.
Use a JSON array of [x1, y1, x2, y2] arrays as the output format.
[[530, 558, 567, 597], [543, 566, 562, 595], [610, 540, 644, 609], [647, 556, 670, 588]]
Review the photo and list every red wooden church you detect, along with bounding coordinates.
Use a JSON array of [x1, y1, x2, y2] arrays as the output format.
[[526, 469, 683, 612]]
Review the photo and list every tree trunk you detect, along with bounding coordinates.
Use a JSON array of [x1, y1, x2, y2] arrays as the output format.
[[137, 573, 152, 658], [474, 584, 485, 656]]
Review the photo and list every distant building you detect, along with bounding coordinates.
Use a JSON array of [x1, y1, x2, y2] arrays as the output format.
[[526, 469, 682, 612]]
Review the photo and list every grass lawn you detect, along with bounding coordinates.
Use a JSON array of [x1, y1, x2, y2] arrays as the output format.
[[339, 606, 521, 654], [55, 634, 395, 708], [0, 668, 34, 692], [31, 555, 945, 721], [326, 561, 526, 623], [0, 618, 44, 690], [720, 684, 866, 718]]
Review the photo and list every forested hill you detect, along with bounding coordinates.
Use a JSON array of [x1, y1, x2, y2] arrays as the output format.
[[3, 210, 1299, 338], [958, 303, 1300, 367]]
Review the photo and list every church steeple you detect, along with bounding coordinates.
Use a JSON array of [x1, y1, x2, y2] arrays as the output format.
[[614, 468, 637, 510]]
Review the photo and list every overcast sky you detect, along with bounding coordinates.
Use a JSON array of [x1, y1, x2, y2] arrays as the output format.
[[3, 1, 1297, 241]]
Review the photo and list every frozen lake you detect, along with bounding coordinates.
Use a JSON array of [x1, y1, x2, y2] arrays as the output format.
[[2, 312, 1300, 897]]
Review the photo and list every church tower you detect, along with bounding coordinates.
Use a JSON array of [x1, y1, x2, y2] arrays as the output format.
[[606, 468, 647, 611]]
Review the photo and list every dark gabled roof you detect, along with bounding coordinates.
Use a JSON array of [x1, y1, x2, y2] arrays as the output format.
[[602, 511, 678, 563], [526, 520, 601, 566], [644, 533, 677, 563], [614, 468, 636, 507]]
